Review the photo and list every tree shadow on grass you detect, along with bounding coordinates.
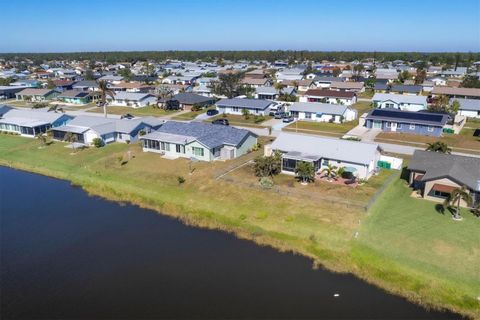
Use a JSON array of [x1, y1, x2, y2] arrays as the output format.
[[435, 204, 445, 215], [399, 166, 410, 182]]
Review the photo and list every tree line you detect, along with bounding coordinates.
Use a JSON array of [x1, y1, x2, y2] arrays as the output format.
[[1, 51, 479, 66]]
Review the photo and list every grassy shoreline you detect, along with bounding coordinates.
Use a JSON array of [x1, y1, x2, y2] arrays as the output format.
[[1, 135, 478, 318]]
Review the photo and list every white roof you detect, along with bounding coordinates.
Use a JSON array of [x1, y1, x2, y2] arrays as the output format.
[[0, 108, 69, 127], [289, 102, 351, 115], [271, 132, 380, 165], [372, 93, 427, 105]]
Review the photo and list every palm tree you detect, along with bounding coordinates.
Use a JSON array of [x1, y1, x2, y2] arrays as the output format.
[[48, 104, 64, 113], [321, 164, 338, 181], [426, 141, 452, 154], [443, 186, 473, 220], [35, 132, 47, 147], [98, 80, 115, 118], [156, 85, 174, 109], [64, 132, 78, 153], [295, 161, 315, 184]]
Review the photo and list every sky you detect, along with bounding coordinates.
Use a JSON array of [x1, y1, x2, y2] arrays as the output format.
[[1, 0, 479, 53]]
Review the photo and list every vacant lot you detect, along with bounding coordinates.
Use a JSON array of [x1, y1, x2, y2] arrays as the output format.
[[0, 134, 478, 317]]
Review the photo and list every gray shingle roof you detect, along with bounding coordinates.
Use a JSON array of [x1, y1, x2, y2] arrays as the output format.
[[408, 150, 480, 191], [389, 85, 423, 93], [216, 98, 274, 110], [171, 92, 215, 105], [149, 120, 256, 149]]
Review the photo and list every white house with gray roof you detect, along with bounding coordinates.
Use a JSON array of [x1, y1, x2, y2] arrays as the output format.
[[372, 93, 427, 112], [0, 106, 72, 137], [288, 102, 357, 123], [451, 98, 480, 118], [216, 98, 275, 116], [268, 132, 382, 180], [51, 115, 163, 145], [106, 92, 157, 108], [140, 121, 257, 161]]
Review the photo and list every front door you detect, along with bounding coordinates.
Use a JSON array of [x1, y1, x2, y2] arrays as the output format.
[[391, 122, 397, 132]]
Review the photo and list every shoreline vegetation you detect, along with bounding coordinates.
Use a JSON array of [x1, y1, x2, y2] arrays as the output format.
[[1, 134, 478, 319]]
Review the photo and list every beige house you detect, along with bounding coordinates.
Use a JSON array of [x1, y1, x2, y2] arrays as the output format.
[[408, 150, 480, 207]]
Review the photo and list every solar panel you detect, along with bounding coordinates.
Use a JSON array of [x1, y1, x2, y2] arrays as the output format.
[[371, 109, 444, 122]]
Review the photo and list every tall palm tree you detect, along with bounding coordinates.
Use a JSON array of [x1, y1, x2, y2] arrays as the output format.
[[426, 141, 451, 154], [443, 186, 473, 220], [321, 164, 338, 181], [98, 80, 115, 118], [156, 85, 174, 109], [64, 132, 78, 153]]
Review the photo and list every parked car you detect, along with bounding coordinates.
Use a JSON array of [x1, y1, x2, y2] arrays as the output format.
[[282, 115, 294, 123], [212, 119, 229, 125], [274, 111, 286, 119], [206, 109, 219, 116], [121, 113, 135, 119]]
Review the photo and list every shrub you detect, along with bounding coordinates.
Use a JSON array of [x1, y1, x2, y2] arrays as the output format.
[[253, 115, 265, 123], [191, 104, 203, 112], [259, 176, 274, 189], [92, 137, 104, 148], [139, 130, 146, 136], [177, 176, 186, 185], [239, 214, 247, 220]]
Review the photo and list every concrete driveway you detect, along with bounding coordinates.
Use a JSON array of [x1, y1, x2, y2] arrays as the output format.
[[344, 125, 380, 142]]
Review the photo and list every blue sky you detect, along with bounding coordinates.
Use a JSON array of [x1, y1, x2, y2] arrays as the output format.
[[1, 0, 479, 52]]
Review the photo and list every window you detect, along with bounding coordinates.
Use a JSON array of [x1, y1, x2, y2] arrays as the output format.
[[409, 124, 415, 130], [322, 159, 329, 166], [427, 126, 434, 132], [385, 122, 391, 128], [397, 123, 402, 129], [433, 190, 450, 199], [385, 103, 394, 109], [192, 147, 204, 157], [305, 112, 313, 119], [232, 107, 239, 112], [282, 158, 297, 172], [176, 144, 185, 154]]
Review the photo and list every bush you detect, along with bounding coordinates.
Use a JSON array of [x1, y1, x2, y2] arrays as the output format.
[[191, 104, 203, 112], [259, 176, 274, 189], [92, 137, 104, 148], [253, 115, 265, 123], [177, 176, 186, 185], [139, 130, 146, 136]]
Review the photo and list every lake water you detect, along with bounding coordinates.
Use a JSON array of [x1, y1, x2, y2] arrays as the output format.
[[0, 166, 457, 319]]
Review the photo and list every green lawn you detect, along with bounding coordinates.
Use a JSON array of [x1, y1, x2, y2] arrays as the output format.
[[171, 106, 216, 120], [87, 105, 181, 117], [0, 134, 478, 318], [351, 101, 373, 115], [284, 120, 357, 136], [352, 178, 480, 316], [207, 114, 272, 127]]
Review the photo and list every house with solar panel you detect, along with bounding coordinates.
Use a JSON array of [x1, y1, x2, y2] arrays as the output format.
[[408, 150, 480, 207], [365, 109, 448, 136], [215, 98, 276, 116], [140, 121, 258, 161], [372, 93, 427, 112]]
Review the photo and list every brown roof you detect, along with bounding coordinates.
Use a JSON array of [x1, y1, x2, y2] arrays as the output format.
[[304, 89, 356, 99], [280, 79, 314, 87], [432, 86, 480, 97], [241, 78, 270, 85], [110, 82, 153, 89], [244, 74, 265, 79], [52, 80, 75, 86], [330, 81, 364, 90]]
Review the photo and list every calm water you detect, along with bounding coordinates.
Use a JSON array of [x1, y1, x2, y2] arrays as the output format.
[[0, 166, 457, 319]]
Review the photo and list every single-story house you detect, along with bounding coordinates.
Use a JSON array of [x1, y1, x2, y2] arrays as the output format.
[[275, 69, 304, 81], [389, 85, 423, 95], [372, 93, 427, 112], [98, 75, 124, 83], [365, 109, 448, 136], [0, 106, 72, 137], [107, 92, 157, 108], [299, 89, 357, 105], [216, 98, 275, 115], [432, 87, 480, 100], [255, 86, 295, 100], [329, 81, 365, 93], [288, 102, 357, 123], [141, 121, 258, 161], [240, 78, 272, 88], [192, 84, 212, 97], [161, 75, 197, 85], [313, 76, 344, 88], [278, 79, 315, 91], [162, 92, 216, 110], [57, 90, 93, 104], [408, 150, 480, 207], [72, 80, 99, 92], [15, 88, 59, 101], [451, 98, 480, 118], [0, 86, 28, 99], [374, 83, 389, 93], [109, 82, 155, 93], [52, 80, 75, 92], [268, 132, 382, 180], [51, 115, 163, 145]]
